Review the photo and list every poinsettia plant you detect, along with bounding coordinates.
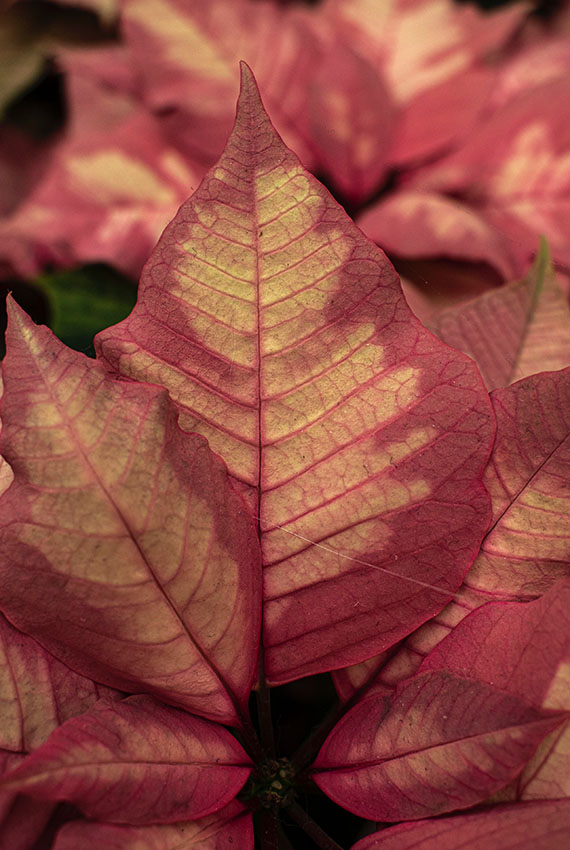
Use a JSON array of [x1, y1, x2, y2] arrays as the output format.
[[1, 59, 570, 850]]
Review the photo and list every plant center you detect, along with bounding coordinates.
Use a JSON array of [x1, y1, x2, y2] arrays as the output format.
[[244, 757, 296, 809]]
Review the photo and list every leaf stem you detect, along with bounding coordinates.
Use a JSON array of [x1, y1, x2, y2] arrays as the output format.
[[239, 709, 265, 764], [291, 698, 343, 772], [259, 808, 280, 850], [287, 801, 345, 850], [256, 653, 276, 758]]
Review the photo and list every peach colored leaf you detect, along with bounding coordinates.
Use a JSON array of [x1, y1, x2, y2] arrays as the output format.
[[97, 64, 495, 685], [409, 78, 570, 276], [121, 0, 321, 171], [429, 240, 570, 390], [0, 301, 261, 725], [358, 191, 515, 280], [53, 800, 253, 850], [0, 613, 118, 753], [308, 40, 395, 202], [1, 696, 251, 825], [0, 93, 199, 280], [322, 0, 527, 104], [352, 799, 570, 850], [312, 669, 564, 821]]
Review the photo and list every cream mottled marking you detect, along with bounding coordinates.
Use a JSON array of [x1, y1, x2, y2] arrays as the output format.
[[67, 152, 178, 205]]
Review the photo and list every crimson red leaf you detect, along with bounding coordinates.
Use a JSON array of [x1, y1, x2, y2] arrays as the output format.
[[0, 751, 56, 850], [313, 669, 564, 821], [352, 799, 570, 850], [422, 580, 570, 709], [53, 800, 253, 850], [1, 696, 251, 826], [96, 63, 494, 685], [316, 582, 570, 820], [0, 301, 261, 725]]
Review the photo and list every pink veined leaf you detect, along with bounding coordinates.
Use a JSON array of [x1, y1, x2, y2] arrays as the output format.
[[351, 798, 570, 850], [52, 800, 253, 850], [0, 696, 252, 826], [332, 652, 390, 704], [428, 240, 570, 390], [469, 369, 570, 599], [333, 364, 570, 699], [96, 63, 495, 685], [0, 300, 261, 726], [314, 583, 570, 821], [0, 613, 119, 753], [421, 580, 570, 710], [517, 719, 570, 801], [312, 668, 565, 822]]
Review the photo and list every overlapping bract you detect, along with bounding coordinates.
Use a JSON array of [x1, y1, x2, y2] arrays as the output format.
[[314, 582, 570, 823], [2, 696, 251, 825], [0, 300, 261, 725], [0, 47, 569, 850]]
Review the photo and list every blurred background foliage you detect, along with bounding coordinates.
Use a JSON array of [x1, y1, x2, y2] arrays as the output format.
[[0, 0, 564, 355]]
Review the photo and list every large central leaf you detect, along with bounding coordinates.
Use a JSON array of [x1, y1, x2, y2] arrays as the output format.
[[97, 64, 495, 683]]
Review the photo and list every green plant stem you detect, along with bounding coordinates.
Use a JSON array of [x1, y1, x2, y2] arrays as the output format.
[[287, 801, 345, 850]]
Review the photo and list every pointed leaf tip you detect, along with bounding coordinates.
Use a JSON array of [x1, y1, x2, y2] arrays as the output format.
[[5, 295, 33, 335], [236, 60, 276, 143]]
